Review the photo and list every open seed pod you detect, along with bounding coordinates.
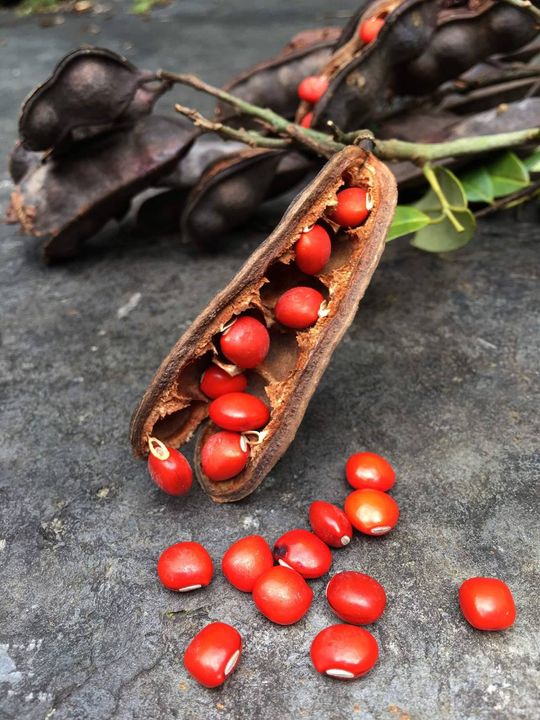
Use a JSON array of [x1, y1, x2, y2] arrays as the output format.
[[130, 146, 397, 502], [299, 0, 439, 130], [19, 47, 169, 153], [11, 116, 197, 262], [306, 0, 539, 131], [216, 26, 341, 122]]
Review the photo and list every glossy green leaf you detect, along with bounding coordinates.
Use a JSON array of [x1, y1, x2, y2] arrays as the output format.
[[460, 166, 494, 203], [524, 147, 540, 173], [416, 167, 468, 213], [411, 208, 476, 253], [485, 152, 529, 197], [387, 206, 431, 241]]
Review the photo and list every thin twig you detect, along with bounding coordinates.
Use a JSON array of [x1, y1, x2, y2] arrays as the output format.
[[475, 179, 540, 218], [372, 128, 540, 164], [503, 0, 540, 21], [174, 104, 291, 149], [423, 163, 464, 232], [159, 69, 343, 156]]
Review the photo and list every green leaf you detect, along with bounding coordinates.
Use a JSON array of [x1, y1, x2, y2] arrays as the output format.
[[416, 167, 468, 213], [524, 147, 540, 173], [387, 206, 431, 241], [485, 152, 529, 197], [460, 166, 494, 204], [411, 208, 476, 253]]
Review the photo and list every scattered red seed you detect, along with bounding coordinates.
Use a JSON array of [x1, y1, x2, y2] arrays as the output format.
[[275, 286, 325, 329], [184, 622, 242, 688], [220, 316, 270, 369], [157, 541, 213, 592], [200, 364, 248, 399], [326, 571, 386, 625], [252, 565, 313, 625], [345, 451, 395, 492], [222, 535, 274, 592], [297, 75, 329, 104], [209, 392, 270, 432], [328, 187, 370, 227], [295, 224, 332, 275], [308, 501, 352, 548], [310, 624, 379, 679], [358, 16, 385, 44], [273, 528, 332, 579], [147, 437, 192, 496], [459, 577, 516, 631], [300, 111, 313, 128], [200, 431, 249, 482], [344, 488, 399, 536]]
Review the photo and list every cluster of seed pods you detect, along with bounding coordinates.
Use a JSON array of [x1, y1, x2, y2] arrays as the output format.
[[149, 447, 516, 687]]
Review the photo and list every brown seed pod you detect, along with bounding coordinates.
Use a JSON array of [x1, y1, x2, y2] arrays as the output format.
[[301, 0, 440, 131], [19, 47, 169, 152], [130, 146, 397, 502], [8, 141, 41, 184], [180, 148, 286, 248], [306, 0, 539, 132], [216, 26, 341, 122], [11, 116, 197, 262], [394, 0, 540, 95]]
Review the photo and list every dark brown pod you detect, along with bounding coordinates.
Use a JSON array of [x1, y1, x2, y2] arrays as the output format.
[[180, 148, 285, 248], [216, 27, 341, 122], [135, 189, 190, 236], [130, 146, 397, 502], [19, 47, 169, 152], [11, 116, 197, 262], [306, 0, 439, 131], [395, 1, 540, 95], [8, 141, 41, 184]]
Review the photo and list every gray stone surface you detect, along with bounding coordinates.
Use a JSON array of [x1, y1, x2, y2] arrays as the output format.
[[0, 3, 539, 719]]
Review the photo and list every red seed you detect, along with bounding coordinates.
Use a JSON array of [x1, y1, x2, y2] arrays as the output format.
[[326, 571, 386, 624], [184, 622, 242, 688], [252, 565, 313, 625], [344, 489, 399, 536], [147, 437, 193, 496], [459, 577, 516, 631], [295, 224, 332, 275], [274, 286, 324, 329], [157, 541, 213, 592], [200, 364, 248, 399], [310, 624, 379, 679], [222, 535, 274, 592], [345, 451, 395, 491], [358, 17, 385, 44], [300, 112, 313, 128], [328, 187, 370, 227], [209, 392, 270, 432], [297, 75, 329, 104], [308, 501, 353, 548], [220, 316, 270, 369], [200, 431, 249, 482], [273, 528, 332, 579]]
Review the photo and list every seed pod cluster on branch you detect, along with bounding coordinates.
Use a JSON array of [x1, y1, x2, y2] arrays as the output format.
[[6, 0, 540, 260], [130, 146, 397, 501]]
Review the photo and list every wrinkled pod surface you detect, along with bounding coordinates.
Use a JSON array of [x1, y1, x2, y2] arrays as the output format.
[[130, 146, 397, 501]]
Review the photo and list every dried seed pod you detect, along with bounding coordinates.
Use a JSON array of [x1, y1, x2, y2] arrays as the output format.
[[395, 1, 540, 95], [158, 136, 248, 190], [304, 0, 439, 131], [308, 0, 538, 132], [130, 146, 397, 502], [180, 149, 285, 248], [19, 47, 169, 152], [8, 141, 41, 184], [216, 27, 341, 122], [11, 116, 197, 262]]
